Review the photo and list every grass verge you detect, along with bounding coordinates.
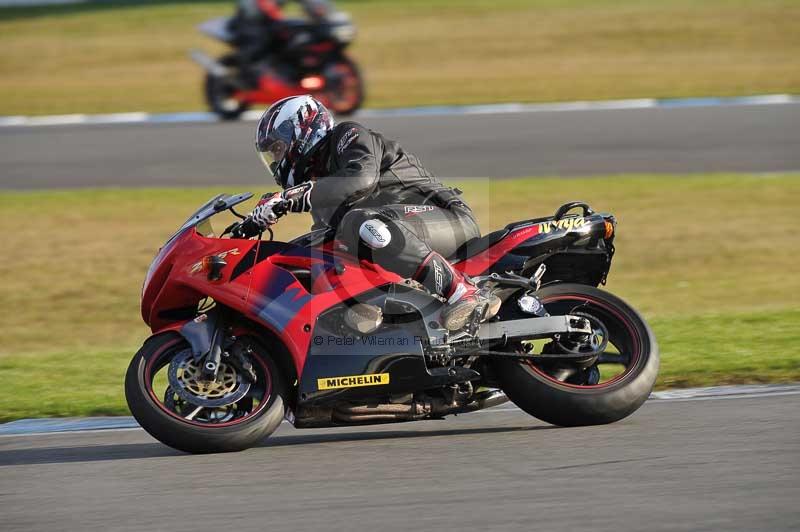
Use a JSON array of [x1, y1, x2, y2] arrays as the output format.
[[0, 173, 798, 420], [1, 0, 799, 115]]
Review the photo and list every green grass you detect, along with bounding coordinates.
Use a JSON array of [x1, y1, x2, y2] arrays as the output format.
[[0, 348, 131, 420], [654, 310, 800, 388], [0, 174, 798, 421], [1, 0, 799, 115]]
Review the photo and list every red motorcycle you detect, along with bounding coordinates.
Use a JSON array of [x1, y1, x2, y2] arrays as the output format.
[[190, 11, 363, 120], [125, 193, 659, 453]]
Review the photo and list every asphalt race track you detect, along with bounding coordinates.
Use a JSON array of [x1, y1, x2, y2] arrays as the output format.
[[2, 103, 798, 530], [1, 394, 798, 531], [1, 102, 799, 188]]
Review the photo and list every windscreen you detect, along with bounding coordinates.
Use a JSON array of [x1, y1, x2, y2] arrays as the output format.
[[165, 192, 254, 245]]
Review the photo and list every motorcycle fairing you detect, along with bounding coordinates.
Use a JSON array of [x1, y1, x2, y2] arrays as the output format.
[[239, 241, 404, 372], [296, 286, 477, 410], [143, 225, 403, 377], [142, 230, 261, 329], [251, 266, 314, 332]]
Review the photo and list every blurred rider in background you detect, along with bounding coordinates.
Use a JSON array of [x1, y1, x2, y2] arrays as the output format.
[[232, 95, 501, 332], [230, 0, 333, 81]]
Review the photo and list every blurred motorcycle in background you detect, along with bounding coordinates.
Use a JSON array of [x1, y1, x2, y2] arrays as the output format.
[[190, 0, 363, 119]]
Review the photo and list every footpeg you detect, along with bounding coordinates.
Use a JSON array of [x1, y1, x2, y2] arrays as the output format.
[[530, 263, 546, 290], [474, 266, 546, 291]]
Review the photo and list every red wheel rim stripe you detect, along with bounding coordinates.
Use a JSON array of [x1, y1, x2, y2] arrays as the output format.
[[527, 294, 642, 390], [143, 338, 273, 428]]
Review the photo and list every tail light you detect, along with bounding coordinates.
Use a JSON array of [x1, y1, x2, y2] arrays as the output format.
[[604, 221, 614, 239]]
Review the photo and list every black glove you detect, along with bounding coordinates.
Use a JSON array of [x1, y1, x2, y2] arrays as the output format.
[[228, 217, 263, 239], [282, 182, 313, 213]]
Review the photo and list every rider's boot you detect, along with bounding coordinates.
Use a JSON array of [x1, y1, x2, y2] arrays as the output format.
[[414, 252, 501, 331]]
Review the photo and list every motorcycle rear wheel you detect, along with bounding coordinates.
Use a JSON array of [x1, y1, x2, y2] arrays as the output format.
[[318, 55, 364, 115], [496, 283, 659, 427], [125, 332, 287, 453]]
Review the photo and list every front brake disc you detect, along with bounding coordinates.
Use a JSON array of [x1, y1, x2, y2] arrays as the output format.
[[167, 349, 251, 408], [163, 386, 237, 422]]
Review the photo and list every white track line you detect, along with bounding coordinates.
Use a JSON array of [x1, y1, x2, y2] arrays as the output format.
[[1, 94, 798, 129], [1, 383, 797, 437], [0, 0, 86, 5]]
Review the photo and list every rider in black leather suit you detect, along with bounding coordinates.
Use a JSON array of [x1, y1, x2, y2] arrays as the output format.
[[230, 0, 332, 72], [236, 95, 498, 331]]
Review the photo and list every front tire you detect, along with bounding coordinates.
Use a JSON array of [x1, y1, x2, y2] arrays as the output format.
[[125, 332, 287, 453], [496, 283, 658, 427], [204, 55, 250, 120]]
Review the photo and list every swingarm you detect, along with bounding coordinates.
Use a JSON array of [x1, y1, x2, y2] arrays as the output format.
[[477, 315, 592, 345]]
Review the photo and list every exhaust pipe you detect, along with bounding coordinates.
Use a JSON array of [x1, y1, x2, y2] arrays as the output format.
[[443, 389, 508, 415], [333, 400, 432, 422], [189, 49, 231, 78], [332, 390, 509, 422]]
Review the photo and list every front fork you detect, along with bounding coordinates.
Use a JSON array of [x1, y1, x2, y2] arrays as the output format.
[[178, 307, 257, 383]]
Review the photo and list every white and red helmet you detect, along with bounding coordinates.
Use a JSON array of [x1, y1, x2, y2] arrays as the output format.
[[254, 95, 335, 188]]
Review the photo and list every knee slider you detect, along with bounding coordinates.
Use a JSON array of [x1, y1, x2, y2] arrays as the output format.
[[358, 218, 392, 249]]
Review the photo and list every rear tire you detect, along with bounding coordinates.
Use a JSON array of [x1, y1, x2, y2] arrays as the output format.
[[496, 283, 658, 427], [319, 55, 364, 115], [125, 332, 287, 453]]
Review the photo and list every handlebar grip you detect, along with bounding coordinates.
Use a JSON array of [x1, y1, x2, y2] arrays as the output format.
[[273, 200, 290, 217]]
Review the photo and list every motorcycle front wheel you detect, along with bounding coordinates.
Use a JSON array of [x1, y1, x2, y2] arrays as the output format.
[[125, 332, 287, 453], [204, 55, 250, 120], [495, 283, 659, 427]]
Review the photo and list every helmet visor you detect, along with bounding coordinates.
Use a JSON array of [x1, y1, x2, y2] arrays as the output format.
[[256, 138, 288, 178], [255, 118, 294, 182]]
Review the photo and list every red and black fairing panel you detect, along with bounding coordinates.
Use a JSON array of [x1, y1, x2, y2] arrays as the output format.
[[142, 227, 404, 376], [231, 240, 404, 374], [294, 285, 479, 418], [452, 212, 615, 286], [141, 229, 262, 330], [297, 289, 429, 404]]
